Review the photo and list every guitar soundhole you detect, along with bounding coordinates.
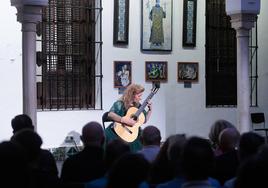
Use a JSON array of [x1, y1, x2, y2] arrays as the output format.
[[131, 114, 138, 121]]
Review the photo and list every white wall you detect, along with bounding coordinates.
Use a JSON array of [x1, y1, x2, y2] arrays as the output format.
[[0, 1, 22, 140], [257, 0, 268, 110], [1, 0, 268, 148]]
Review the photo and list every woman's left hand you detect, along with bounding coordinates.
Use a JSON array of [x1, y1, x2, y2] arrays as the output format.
[[147, 101, 152, 112]]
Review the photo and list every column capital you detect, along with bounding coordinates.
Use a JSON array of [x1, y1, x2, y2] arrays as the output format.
[[229, 13, 257, 31], [11, 0, 48, 24]]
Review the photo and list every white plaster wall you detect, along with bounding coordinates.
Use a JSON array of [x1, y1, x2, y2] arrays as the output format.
[[0, 1, 22, 141], [0, 0, 268, 148], [257, 0, 268, 112], [171, 0, 238, 137]]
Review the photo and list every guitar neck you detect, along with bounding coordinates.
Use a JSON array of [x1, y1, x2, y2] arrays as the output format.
[[134, 92, 155, 117]]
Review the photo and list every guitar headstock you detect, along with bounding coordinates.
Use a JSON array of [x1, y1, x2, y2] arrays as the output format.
[[151, 82, 160, 93]]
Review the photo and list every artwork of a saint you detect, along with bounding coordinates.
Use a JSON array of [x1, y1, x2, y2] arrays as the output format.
[[149, 0, 166, 47]]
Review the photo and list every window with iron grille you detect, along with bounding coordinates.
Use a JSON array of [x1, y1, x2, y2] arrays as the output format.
[[36, 0, 103, 110], [249, 20, 258, 107], [206, 0, 237, 107]]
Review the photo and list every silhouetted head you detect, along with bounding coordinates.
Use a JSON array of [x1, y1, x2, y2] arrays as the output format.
[[218, 127, 240, 152], [209, 119, 235, 148], [107, 153, 150, 188], [235, 145, 268, 188], [11, 129, 42, 162], [182, 136, 214, 181], [11, 114, 34, 134], [81, 121, 105, 147], [105, 139, 130, 169], [141, 125, 161, 146], [239, 132, 265, 161], [167, 134, 187, 176], [167, 134, 187, 161]]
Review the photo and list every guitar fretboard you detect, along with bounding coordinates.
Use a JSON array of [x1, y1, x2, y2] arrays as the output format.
[[134, 91, 155, 118]]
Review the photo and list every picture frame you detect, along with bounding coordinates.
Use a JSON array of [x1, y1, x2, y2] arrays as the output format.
[[145, 61, 168, 82], [113, 0, 129, 45], [141, 0, 173, 51], [182, 0, 197, 47], [177, 62, 198, 82], [114, 61, 132, 88]]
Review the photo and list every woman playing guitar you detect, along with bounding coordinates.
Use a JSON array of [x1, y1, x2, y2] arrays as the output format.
[[105, 84, 153, 152]]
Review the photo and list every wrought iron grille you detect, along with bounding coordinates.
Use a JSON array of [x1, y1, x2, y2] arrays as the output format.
[[205, 0, 237, 107], [249, 18, 258, 107], [36, 0, 103, 110]]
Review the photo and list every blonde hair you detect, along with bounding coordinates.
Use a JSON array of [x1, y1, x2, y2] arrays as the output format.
[[120, 84, 145, 109]]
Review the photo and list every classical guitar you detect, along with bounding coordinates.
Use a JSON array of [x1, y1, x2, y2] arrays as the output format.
[[114, 84, 160, 142]]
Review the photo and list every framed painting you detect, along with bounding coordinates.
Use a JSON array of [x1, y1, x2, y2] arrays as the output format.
[[113, 0, 129, 44], [182, 0, 197, 47], [145, 61, 168, 82], [114, 61, 132, 88], [141, 0, 173, 51], [177, 62, 198, 82]]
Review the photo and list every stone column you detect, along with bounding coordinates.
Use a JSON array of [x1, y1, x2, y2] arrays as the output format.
[[11, 0, 48, 129], [229, 13, 257, 133]]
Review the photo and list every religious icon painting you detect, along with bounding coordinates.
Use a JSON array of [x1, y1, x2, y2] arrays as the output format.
[[114, 0, 129, 45], [182, 0, 197, 47], [141, 0, 173, 51]]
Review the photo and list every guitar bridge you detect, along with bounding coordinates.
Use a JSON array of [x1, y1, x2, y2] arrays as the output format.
[[123, 125, 133, 134]]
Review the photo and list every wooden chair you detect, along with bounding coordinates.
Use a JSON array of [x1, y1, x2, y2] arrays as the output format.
[[102, 111, 113, 130]]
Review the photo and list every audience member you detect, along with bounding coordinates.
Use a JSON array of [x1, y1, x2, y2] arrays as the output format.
[[138, 125, 161, 162], [238, 132, 265, 161], [156, 135, 221, 188], [149, 134, 186, 185], [212, 128, 240, 185], [11, 129, 59, 188], [209, 119, 235, 155], [11, 114, 58, 168], [60, 121, 105, 184], [223, 132, 265, 188], [85, 139, 130, 188], [104, 139, 131, 170], [11, 114, 34, 133], [11, 114, 59, 186], [181, 136, 216, 188], [166, 134, 187, 177], [0, 141, 29, 188], [11, 129, 42, 162], [106, 153, 150, 188], [233, 156, 257, 188], [218, 128, 240, 153], [234, 145, 268, 188]]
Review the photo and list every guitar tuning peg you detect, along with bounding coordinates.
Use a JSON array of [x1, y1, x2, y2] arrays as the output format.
[[152, 81, 160, 89]]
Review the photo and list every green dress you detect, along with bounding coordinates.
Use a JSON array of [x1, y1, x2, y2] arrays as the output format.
[[105, 100, 147, 152]]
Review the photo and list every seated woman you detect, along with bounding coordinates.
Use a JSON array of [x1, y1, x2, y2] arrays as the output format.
[[105, 83, 152, 152]]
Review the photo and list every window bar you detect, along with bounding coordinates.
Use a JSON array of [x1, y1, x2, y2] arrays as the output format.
[[100, 0, 103, 110], [255, 17, 258, 106], [49, 2, 53, 110]]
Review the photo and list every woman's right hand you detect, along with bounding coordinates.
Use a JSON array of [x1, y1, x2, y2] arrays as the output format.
[[121, 116, 136, 127]]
